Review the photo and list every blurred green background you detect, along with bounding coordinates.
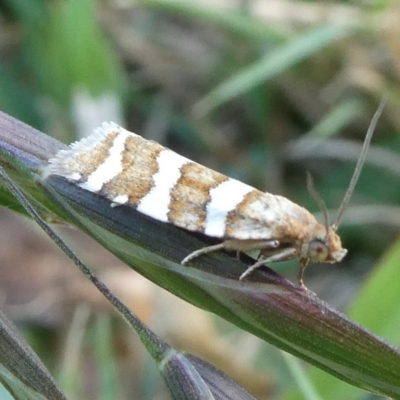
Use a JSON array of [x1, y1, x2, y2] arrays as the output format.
[[0, 0, 399, 399]]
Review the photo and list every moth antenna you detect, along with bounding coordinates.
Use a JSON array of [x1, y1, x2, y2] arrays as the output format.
[[306, 171, 330, 236], [332, 97, 386, 231]]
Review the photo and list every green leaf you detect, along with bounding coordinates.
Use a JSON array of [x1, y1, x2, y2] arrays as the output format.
[[194, 24, 354, 115], [308, 98, 364, 139], [139, 0, 284, 41]]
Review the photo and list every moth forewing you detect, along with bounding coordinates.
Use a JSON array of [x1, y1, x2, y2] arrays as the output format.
[[44, 99, 383, 286]]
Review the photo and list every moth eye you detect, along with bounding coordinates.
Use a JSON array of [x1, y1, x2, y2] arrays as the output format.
[[308, 239, 329, 261]]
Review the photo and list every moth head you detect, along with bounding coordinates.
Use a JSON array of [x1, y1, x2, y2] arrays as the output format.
[[305, 173, 347, 264], [306, 227, 347, 263]]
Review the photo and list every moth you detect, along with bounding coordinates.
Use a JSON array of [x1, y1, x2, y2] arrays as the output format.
[[43, 101, 384, 286]]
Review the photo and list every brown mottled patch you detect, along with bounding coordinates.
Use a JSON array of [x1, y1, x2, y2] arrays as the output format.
[[167, 162, 228, 231], [101, 135, 164, 204], [73, 131, 118, 180], [227, 190, 262, 221], [276, 218, 309, 243], [224, 190, 311, 241], [224, 190, 267, 238]]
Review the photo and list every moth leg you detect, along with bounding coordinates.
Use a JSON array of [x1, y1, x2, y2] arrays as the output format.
[[181, 243, 226, 265], [297, 258, 309, 288], [237, 239, 280, 261], [239, 247, 297, 281], [223, 239, 280, 252], [182, 239, 280, 266], [256, 240, 282, 260]]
